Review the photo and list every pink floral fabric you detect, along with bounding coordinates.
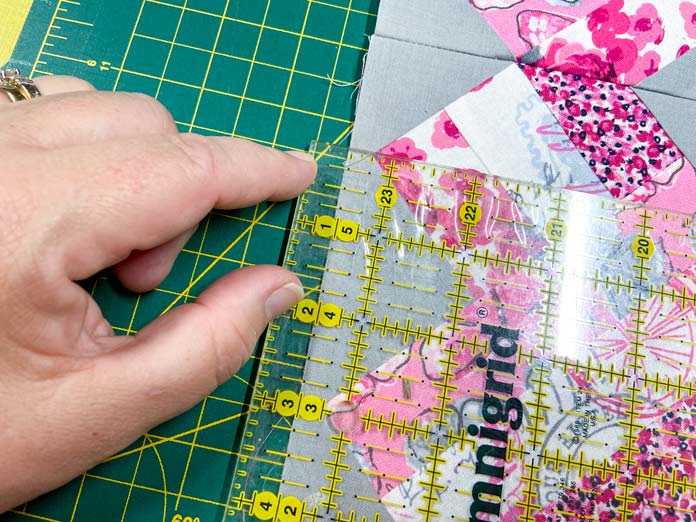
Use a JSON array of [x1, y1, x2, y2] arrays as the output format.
[[379, 109, 487, 174], [682, 2, 696, 39], [534, 0, 696, 85], [431, 111, 470, 150], [469, 0, 609, 57]]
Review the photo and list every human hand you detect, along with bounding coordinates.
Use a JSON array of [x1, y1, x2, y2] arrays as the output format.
[[0, 76, 315, 511]]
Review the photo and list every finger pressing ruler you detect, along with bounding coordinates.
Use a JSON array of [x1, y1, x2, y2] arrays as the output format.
[[223, 144, 696, 522]]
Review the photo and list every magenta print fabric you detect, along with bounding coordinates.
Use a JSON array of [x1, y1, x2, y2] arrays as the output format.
[[470, 0, 609, 58], [533, 0, 696, 84], [521, 64, 693, 204]]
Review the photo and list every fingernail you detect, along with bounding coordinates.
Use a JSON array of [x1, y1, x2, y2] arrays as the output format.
[[266, 282, 305, 320], [286, 150, 315, 162]]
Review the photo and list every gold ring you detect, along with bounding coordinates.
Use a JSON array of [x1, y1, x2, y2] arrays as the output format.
[[0, 68, 41, 102]]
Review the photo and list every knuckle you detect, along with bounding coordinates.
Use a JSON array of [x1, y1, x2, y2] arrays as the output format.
[[122, 93, 177, 133], [170, 133, 217, 184]]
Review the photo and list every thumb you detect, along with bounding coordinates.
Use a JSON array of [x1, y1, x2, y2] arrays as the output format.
[[99, 264, 304, 431], [2, 265, 306, 509]]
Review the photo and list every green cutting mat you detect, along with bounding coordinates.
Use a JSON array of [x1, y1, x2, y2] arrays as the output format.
[[2, 1, 377, 521]]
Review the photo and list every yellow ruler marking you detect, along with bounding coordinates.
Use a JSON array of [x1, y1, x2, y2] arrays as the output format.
[[265, 450, 312, 462], [259, 476, 307, 489], [387, 302, 434, 316], [406, 199, 450, 211], [480, 299, 528, 313], [306, 189, 339, 200], [554, 510, 599, 520], [271, 424, 318, 437], [561, 408, 609, 422], [491, 215, 536, 227], [379, 346, 425, 359], [306, 264, 350, 276], [374, 371, 421, 382], [371, 394, 419, 407], [287, 352, 333, 365], [396, 260, 441, 272], [404, 218, 446, 231], [231, 147, 696, 521], [310, 243, 355, 255], [354, 496, 403, 508], [364, 443, 408, 456], [289, 329, 337, 342], [281, 375, 329, 388], [391, 281, 437, 294], [647, 501, 694, 514]]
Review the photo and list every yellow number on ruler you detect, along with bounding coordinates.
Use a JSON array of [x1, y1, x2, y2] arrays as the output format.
[[295, 299, 344, 328], [275, 390, 300, 417], [277, 496, 304, 522], [318, 302, 342, 328], [632, 235, 655, 260], [295, 299, 319, 323], [172, 516, 200, 522], [375, 185, 397, 209], [299, 394, 324, 422], [312, 215, 360, 242], [335, 219, 359, 242], [274, 391, 326, 421], [251, 491, 278, 521], [459, 202, 482, 226], [313, 215, 337, 238], [545, 219, 567, 241]]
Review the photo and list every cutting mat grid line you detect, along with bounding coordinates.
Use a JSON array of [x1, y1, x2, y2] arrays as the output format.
[[3, 1, 377, 521]]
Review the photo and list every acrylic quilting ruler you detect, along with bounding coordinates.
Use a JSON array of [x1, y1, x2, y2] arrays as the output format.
[[224, 143, 696, 522]]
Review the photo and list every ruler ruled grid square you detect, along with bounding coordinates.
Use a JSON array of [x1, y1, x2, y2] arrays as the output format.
[[5, 1, 377, 521]]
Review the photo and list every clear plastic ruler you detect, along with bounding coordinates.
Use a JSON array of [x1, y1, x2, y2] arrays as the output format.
[[224, 144, 696, 522]]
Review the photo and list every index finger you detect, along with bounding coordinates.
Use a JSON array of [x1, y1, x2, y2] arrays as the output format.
[[37, 135, 316, 280]]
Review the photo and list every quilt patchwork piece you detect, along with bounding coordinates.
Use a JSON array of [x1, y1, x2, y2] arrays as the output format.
[[314, 2, 696, 521], [373, 0, 696, 214]]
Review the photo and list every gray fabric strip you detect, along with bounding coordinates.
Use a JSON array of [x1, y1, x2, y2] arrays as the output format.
[[637, 49, 696, 101], [633, 88, 696, 164], [374, 0, 514, 61], [351, 35, 510, 151]]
